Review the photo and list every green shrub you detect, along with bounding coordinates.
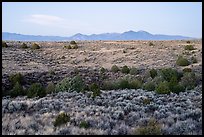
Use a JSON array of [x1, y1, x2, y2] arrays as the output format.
[[129, 67, 139, 75], [89, 83, 101, 98], [143, 98, 151, 105], [64, 45, 72, 49], [134, 118, 162, 135], [100, 67, 106, 74], [183, 68, 192, 73], [55, 75, 85, 93], [186, 41, 191, 44], [9, 73, 23, 85], [101, 80, 118, 90], [20, 43, 28, 49], [31, 43, 40, 49], [168, 76, 185, 93], [118, 78, 129, 89], [143, 81, 155, 91], [191, 56, 197, 63], [180, 72, 196, 90], [53, 112, 70, 127], [70, 40, 77, 45], [149, 69, 157, 79], [10, 82, 25, 97], [149, 42, 154, 46], [79, 120, 90, 129], [121, 65, 130, 74], [155, 81, 171, 94], [2, 41, 8, 48], [27, 83, 46, 98], [129, 79, 142, 89], [184, 45, 195, 50], [176, 56, 190, 66], [71, 44, 78, 49], [160, 68, 179, 82], [111, 65, 120, 73], [45, 82, 55, 94]]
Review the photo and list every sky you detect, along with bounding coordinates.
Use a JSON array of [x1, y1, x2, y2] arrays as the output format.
[[2, 2, 202, 38]]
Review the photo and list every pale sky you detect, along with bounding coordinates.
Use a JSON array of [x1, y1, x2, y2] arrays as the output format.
[[2, 2, 202, 38]]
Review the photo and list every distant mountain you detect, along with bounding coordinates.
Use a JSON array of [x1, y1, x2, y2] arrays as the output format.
[[2, 30, 195, 41]]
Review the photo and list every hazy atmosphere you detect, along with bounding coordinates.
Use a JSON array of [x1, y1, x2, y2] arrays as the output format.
[[2, 2, 202, 38]]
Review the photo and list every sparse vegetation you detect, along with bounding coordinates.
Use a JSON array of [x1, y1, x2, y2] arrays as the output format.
[[180, 72, 197, 90], [183, 68, 192, 73], [176, 56, 190, 66], [79, 120, 90, 129], [89, 83, 101, 98], [53, 112, 70, 127], [186, 40, 191, 44], [10, 82, 25, 97], [149, 42, 154, 46], [149, 69, 157, 79], [155, 81, 171, 94], [111, 65, 120, 73], [2, 41, 8, 48], [27, 83, 46, 98], [70, 40, 77, 45], [45, 82, 55, 94], [191, 56, 197, 63], [9, 73, 23, 86], [129, 67, 139, 75], [134, 118, 162, 135], [121, 65, 130, 74], [20, 43, 28, 49], [143, 81, 155, 91], [129, 79, 142, 89], [31, 43, 40, 49], [184, 45, 195, 50]]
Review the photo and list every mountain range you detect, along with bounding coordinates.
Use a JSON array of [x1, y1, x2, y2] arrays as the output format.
[[2, 30, 195, 41]]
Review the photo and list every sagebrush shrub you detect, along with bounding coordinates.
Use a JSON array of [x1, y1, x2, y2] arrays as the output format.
[[111, 65, 120, 72], [121, 65, 130, 74], [134, 118, 162, 135], [180, 72, 197, 90], [176, 56, 190, 66], [100, 67, 106, 74], [53, 112, 70, 127], [27, 83, 46, 98]]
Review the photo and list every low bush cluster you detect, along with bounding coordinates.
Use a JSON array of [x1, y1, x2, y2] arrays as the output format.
[[53, 112, 70, 127], [184, 45, 195, 50], [176, 56, 190, 66]]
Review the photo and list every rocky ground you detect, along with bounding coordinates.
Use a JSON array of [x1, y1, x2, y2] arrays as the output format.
[[2, 40, 202, 135]]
